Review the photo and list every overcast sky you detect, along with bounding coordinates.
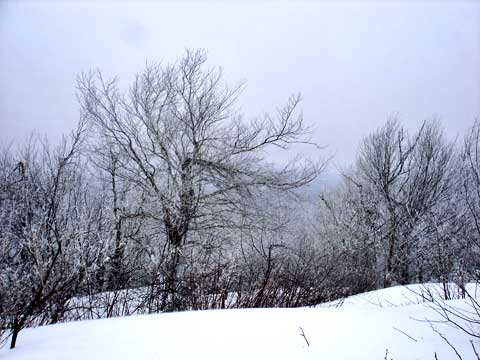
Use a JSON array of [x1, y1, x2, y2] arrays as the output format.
[[1, 0, 479, 177]]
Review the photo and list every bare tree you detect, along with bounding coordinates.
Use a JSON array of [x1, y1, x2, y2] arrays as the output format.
[[420, 120, 480, 353], [77, 49, 322, 310], [460, 120, 480, 281], [328, 119, 457, 288], [0, 120, 104, 348]]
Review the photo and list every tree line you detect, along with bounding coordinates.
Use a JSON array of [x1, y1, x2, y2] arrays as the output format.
[[1, 50, 478, 349]]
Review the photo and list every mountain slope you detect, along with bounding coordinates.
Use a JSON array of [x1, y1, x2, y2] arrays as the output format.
[[1, 284, 477, 360]]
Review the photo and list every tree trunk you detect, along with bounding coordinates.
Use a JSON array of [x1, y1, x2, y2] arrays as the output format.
[[161, 244, 182, 311], [160, 216, 184, 311], [10, 319, 21, 349]]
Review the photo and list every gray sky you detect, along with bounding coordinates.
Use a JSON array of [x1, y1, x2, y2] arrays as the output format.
[[1, 0, 479, 175]]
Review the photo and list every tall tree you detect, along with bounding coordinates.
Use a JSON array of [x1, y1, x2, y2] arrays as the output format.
[[335, 119, 455, 287], [78, 49, 322, 309], [0, 121, 102, 348]]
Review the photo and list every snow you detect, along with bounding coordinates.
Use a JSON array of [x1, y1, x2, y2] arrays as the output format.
[[1, 284, 478, 360], [321, 282, 480, 309]]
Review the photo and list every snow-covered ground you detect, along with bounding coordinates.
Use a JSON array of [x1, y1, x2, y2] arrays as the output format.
[[1, 284, 478, 360], [321, 282, 480, 309]]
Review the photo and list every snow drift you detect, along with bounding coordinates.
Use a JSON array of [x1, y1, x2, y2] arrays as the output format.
[[1, 284, 478, 360]]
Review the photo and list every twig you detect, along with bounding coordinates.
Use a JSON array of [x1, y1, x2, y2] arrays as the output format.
[[299, 326, 310, 347], [471, 340, 480, 360], [393, 326, 418, 342], [430, 325, 463, 360]]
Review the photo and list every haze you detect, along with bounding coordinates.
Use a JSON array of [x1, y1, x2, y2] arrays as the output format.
[[1, 0, 479, 173]]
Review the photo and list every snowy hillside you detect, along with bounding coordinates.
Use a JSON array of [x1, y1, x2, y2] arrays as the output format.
[[1, 284, 478, 360]]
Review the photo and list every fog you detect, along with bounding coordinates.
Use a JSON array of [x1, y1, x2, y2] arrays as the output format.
[[1, 0, 479, 176]]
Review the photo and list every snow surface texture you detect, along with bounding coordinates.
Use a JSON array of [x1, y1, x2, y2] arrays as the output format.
[[1, 284, 478, 360]]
